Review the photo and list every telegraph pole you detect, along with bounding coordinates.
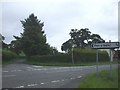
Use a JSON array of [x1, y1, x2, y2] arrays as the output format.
[[109, 40, 112, 78], [96, 49, 99, 77], [72, 45, 74, 64], [71, 37, 74, 65]]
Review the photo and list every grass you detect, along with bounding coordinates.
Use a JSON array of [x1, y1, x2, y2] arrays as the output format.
[[25, 59, 118, 67], [2, 56, 26, 66], [2, 59, 16, 66], [78, 68, 118, 88]]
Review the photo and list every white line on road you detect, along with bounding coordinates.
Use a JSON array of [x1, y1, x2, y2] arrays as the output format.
[[27, 84, 38, 87], [14, 76, 83, 88], [61, 79, 65, 81], [16, 86, 24, 88], [3, 71, 9, 72], [33, 69, 43, 71], [70, 78, 75, 80], [51, 80, 60, 83], [11, 70, 22, 72], [32, 66, 43, 68], [3, 75, 16, 77], [40, 83, 45, 84], [27, 67, 34, 69], [77, 76, 82, 78]]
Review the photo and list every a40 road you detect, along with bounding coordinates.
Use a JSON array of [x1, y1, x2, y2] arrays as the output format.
[[2, 60, 118, 88]]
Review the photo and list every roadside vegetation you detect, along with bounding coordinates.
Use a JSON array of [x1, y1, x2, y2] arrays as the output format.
[[25, 49, 114, 66], [1, 14, 119, 66], [2, 49, 18, 65], [25, 60, 117, 67], [78, 68, 118, 88], [2, 50, 17, 60]]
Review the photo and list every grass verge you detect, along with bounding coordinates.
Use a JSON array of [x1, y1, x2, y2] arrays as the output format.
[[78, 68, 118, 88], [2, 59, 16, 66], [25, 60, 118, 67]]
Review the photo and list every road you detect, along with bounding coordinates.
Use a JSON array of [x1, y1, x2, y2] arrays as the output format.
[[2, 59, 118, 88]]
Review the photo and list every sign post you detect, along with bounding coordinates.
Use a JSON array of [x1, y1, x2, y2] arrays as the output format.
[[96, 49, 99, 77], [109, 48, 112, 78], [72, 46, 74, 64], [91, 42, 119, 49], [91, 41, 119, 78], [109, 40, 113, 78]]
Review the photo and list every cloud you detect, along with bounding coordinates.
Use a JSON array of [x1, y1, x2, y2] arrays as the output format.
[[1, 0, 119, 51]]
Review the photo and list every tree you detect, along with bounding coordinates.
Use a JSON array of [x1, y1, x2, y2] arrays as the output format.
[[69, 28, 91, 48], [61, 39, 72, 52], [15, 13, 51, 56], [9, 37, 22, 55], [50, 46, 59, 55], [90, 34, 105, 43], [61, 28, 105, 52], [0, 34, 8, 49]]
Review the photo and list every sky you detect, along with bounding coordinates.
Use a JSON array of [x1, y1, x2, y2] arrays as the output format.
[[0, 0, 119, 52]]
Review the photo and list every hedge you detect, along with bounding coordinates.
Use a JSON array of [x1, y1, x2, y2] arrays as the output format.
[[28, 54, 71, 63], [2, 50, 17, 61], [73, 48, 109, 62], [28, 49, 109, 63]]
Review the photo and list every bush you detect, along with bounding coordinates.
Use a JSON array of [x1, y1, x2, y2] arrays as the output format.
[[73, 48, 109, 63], [28, 49, 109, 64], [2, 50, 17, 61], [28, 54, 71, 63]]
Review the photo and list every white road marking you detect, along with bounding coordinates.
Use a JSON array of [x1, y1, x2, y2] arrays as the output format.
[[70, 78, 75, 80], [61, 79, 65, 81], [32, 68, 47, 71], [11, 70, 23, 72], [51, 80, 60, 83], [51, 81, 57, 83], [34, 69, 42, 71], [3, 71, 9, 72], [32, 66, 43, 68], [16, 86, 24, 88], [27, 67, 34, 69], [40, 83, 45, 84], [14, 76, 82, 88], [77, 76, 82, 78], [27, 84, 38, 87], [3, 75, 16, 77]]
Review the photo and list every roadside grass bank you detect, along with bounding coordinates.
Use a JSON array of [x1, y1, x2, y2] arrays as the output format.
[[2, 50, 18, 66], [25, 60, 118, 66], [78, 68, 118, 88], [2, 59, 16, 66], [25, 49, 112, 66]]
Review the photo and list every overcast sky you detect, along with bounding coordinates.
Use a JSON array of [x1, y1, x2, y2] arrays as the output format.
[[1, 0, 119, 52]]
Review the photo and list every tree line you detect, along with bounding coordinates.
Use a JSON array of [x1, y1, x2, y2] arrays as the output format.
[[1, 13, 105, 56], [61, 28, 105, 52], [1, 14, 58, 56]]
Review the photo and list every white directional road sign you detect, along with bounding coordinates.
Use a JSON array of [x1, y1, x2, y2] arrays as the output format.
[[91, 42, 119, 49]]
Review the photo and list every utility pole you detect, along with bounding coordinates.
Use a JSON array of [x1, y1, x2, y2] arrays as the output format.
[[109, 40, 112, 78], [96, 49, 99, 77], [72, 45, 74, 64], [71, 37, 74, 65]]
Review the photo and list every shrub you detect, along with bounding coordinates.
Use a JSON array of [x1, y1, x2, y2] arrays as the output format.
[[28, 54, 71, 63], [28, 49, 109, 64], [2, 50, 17, 61], [73, 48, 109, 63]]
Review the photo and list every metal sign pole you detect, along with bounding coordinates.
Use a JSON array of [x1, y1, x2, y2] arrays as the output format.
[[109, 40, 112, 78], [109, 49, 112, 78], [72, 47, 74, 64], [96, 49, 99, 77]]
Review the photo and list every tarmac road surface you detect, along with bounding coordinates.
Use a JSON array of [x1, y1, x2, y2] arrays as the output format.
[[2, 59, 118, 88]]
